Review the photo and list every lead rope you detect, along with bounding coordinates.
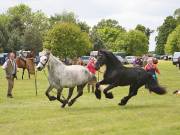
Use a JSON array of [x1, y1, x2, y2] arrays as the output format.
[[34, 70, 38, 96], [43, 69, 48, 79]]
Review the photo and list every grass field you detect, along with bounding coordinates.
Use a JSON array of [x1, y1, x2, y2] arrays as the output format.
[[0, 60, 180, 135]]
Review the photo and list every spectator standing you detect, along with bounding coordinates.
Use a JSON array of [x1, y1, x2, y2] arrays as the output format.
[[2, 52, 17, 98], [86, 57, 97, 93]]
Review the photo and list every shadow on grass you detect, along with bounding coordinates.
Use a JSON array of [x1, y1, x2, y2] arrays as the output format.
[[61, 103, 171, 113], [121, 103, 171, 110]]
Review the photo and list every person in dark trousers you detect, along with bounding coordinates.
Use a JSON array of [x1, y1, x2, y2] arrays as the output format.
[[2, 52, 17, 98]]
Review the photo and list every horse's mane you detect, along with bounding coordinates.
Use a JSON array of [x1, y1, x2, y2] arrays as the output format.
[[99, 49, 123, 67], [50, 54, 64, 65]]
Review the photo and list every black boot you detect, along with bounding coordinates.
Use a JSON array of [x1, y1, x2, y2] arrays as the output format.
[[7, 94, 13, 98]]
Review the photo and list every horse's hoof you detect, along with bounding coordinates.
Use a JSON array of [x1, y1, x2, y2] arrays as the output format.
[[118, 100, 127, 106], [61, 103, 66, 108], [95, 90, 101, 99], [118, 102, 126, 106], [68, 100, 74, 107], [49, 96, 57, 101], [61, 100, 68, 108], [105, 92, 114, 99]]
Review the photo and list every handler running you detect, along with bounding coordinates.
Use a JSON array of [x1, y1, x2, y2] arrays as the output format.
[[144, 58, 160, 81], [2, 52, 17, 98], [86, 57, 97, 93]]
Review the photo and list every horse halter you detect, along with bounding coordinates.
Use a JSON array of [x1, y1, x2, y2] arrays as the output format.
[[95, 54, 103, 70], [40, 54, 50, 68]]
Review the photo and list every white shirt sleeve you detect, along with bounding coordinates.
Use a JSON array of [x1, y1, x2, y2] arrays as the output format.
[[2, 61, 8, 69]]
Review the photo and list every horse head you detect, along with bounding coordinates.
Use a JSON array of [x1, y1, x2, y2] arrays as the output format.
[[94, 49, 123, 70], [36, 50, 51, 71], [94, 50, 109, 70]]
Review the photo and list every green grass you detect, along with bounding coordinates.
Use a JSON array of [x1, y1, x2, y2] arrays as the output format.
[[0, 60, 180, 135]]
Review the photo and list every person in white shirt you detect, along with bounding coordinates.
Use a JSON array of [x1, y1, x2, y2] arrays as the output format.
[[2, 52, 17, 98]]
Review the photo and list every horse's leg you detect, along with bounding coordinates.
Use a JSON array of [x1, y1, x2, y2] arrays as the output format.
[[68, 84, 86, 107], [119, 84, 141, 106], [45, 85, 57, 101], [57, 88, 67, 108], [95, 79, 107, 99], [103, 83, 118, 99], [66, 87, 74, 101], [22, 68, 25, 80], [61, 87, 74, 108]]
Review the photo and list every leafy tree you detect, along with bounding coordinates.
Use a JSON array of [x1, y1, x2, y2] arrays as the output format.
[[155, 16, 177, 54], [50, 11, 76, 25], [135, 24, 154, 40], [0, 15, 24, 52], [7, 4, 32, 27], [0, 4, 49, 52], [44, 23, 92, 58], [6, 29, 23, 51], [91, 19, 125, 51], [8, 16, 25, 35], [50, 11, 90, 33], [31, 10, 49, 35], [174, 8, 180, 18], [94, 19, 124, 29], [90, 32, 105, 50], [165, 25, 180, 54], [22, 27, 43, 53], [0, 14, 10, 52], [124, 30, 148, 56], [77, 21, 90, 33]]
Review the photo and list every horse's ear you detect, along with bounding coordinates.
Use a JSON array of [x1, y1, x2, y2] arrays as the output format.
[[43, 48, 51, 55], [99, 49, 107, 55], [99, 49, 105, 54], [46, 50, 51, 55]]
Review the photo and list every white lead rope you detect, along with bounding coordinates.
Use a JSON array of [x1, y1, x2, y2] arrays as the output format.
[[34, 70, 38, 96]]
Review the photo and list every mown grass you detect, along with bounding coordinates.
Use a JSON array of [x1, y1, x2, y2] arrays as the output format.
[[0, 60, 180, 135]]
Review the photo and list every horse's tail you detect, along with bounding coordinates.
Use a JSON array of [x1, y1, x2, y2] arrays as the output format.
[[146, 74, 166, 95]]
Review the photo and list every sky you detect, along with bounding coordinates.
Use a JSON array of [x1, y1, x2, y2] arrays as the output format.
[[1, 0, 180, 51]]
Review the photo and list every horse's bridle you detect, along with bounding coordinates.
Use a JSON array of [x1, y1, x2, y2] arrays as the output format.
[[40, 54, 50, 68]]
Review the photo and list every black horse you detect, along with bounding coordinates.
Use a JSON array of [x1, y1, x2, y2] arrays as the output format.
[[94, 50, 166, 106]]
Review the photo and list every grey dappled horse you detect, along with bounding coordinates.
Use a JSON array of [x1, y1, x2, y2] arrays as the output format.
[[36, 50, 93, 108]]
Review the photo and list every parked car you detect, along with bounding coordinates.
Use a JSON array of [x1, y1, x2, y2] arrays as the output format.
[[81, 56, 90, 65], [116, 56, 127, 64], [90, 51, 98, 57], [125, 56, 136, 64], [0, 53, 8, 65], [168, 55, 172, 60], [172, 52, 180, 65], [113, 52, 126, 58], [153, 54, 161, 59]]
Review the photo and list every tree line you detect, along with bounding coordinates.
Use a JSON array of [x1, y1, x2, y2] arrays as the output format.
[[155, 8, 180, 55], [0, 4, 156, 58]]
